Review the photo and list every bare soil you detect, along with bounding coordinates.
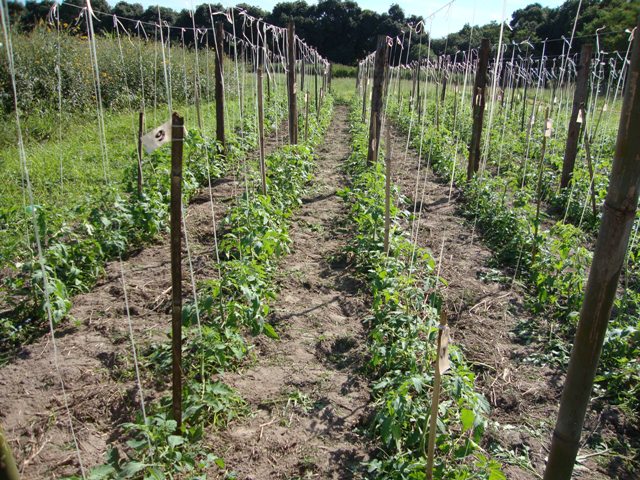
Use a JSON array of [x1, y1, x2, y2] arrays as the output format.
[[207, 105, 372, 479]]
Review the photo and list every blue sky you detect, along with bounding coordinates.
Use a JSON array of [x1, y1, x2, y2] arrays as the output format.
[[130, 0, 566, 38]]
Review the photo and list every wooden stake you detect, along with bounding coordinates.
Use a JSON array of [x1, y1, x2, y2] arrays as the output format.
[[0, 424, 19, 480], [214, 22, 226, 155], [384, 124, 392, 254], [137, 111, 144, 197], [561, 44, 592, 189], [467, 38, 490, 181], [543, 18, 640, 480], [426, 310, 449, 479], [368, 35, 389, 165], [257, 67, 267, 195], [287, 22, 298, 144], [170, 112, 184, 431]]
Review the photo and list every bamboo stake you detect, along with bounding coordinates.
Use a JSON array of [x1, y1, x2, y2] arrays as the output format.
[[170, 112, 184, 431], [543, 18, 640, 480]]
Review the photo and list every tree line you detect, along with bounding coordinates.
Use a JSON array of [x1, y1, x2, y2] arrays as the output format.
[[5, 0, 637, 65]]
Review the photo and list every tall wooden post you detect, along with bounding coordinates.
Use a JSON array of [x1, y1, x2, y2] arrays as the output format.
[[367, 35, 389, 164], [560, 44, 592, 189], [467, 38, 490, 181], [170, 112, 184, 431], [543, 19, 640, 480], [328, 62, 332, 92], [137, 111, 144, 197], [287, 22, 298, 144], [0, 425, 19, 480], [257, 67, 267, 195], [214, 22, 226, 154], [301, 57, 305, 93]]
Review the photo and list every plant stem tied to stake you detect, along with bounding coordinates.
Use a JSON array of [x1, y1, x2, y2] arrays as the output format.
[[544, 16, 640, 480]]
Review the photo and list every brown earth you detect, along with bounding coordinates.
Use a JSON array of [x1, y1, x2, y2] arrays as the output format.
[[388, 124, 630, 479], [207, 105, 372, 479], [0, 123, 288, 479]]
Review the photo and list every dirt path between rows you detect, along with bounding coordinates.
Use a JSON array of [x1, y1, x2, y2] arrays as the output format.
[[0, 124, 288, 479], [208, 105, 372, 479], [388, 126, 618, 479]]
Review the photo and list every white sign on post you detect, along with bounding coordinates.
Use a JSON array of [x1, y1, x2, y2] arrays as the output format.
[[142, 119, 172, 154]]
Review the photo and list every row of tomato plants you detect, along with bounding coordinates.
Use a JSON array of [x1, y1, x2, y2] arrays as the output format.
[[341, 99, 504, 479], [0, 94, 285, 362], [67, 95, 335, 479], [389, 95, 639, 429]]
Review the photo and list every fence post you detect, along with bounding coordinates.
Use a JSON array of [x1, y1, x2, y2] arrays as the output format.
[[287, 21, 298, 144], [367, 35, 389, 164], [560, 44, 592, 189], [543, 19, 640, 480], [467, 38, 490, 181], [170, 112, 184, 431], [214, 22, 226, 155]]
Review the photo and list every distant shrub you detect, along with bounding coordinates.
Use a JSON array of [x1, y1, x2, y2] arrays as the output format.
[[331, 63, 357, 78]]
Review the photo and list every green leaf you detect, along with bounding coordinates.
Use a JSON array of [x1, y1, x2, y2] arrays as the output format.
[[167, 435, 184, 448], [262, 322, 279, 339], [88, 464, 116, 480], [460, 409, 475, 432], [119, 461, 147, 478]]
